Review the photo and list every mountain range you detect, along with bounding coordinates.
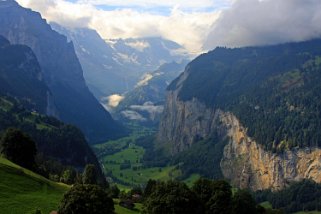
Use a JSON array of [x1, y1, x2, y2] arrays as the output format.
[[51, 23, 189, 100], [0, 0, 124, 143]]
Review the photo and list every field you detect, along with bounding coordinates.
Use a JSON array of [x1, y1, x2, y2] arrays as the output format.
[[97, 140, 182, 187], [0, 157, 69, 214], [93, 126, 200, 188]]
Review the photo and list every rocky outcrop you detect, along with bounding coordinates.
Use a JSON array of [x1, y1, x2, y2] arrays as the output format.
[[220, 112, 321, 191], [158, 90, 321, 190], [158, 90, 219, 154]]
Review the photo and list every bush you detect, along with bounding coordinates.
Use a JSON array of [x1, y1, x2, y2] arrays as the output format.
[[58, 184, 114, 214]]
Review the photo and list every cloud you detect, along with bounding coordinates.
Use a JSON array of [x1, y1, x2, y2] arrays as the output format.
[[121, 110, 147, 121], [101, 94, 124, 109], [76, 0, 230, 10], [16, 0, 221, 52], [125, 40, 150, 52], [204, 0, 321, 50], [130, 102, 164, 115], [125, 102, 164, 121]]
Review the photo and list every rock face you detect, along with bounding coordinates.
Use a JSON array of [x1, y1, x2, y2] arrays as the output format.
[[158, 39, 321, 190], [0, 0, 124, 143], [159, 91, 321, 190], [0, 35, 54, 114], [220, 112, 321, 191]]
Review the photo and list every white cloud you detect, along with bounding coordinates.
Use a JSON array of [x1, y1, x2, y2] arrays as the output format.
[[76, 0, 230, 10], [102, 94, 124, 109], [204, 0, 321, 50], [16, 0, 221, 52], [125, 40, 150, 52], [121, 110, 147, 121]]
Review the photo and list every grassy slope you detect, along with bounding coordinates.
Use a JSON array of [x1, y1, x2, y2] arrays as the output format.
[[0, 157, 69, 214], [94, 132, 200, 188]]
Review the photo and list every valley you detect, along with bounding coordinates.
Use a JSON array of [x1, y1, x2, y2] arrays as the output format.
[[93, 124, 200, 189], [1, 0, 321, 213]]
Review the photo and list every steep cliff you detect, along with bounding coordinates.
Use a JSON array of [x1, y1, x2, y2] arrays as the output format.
[[158, 39, 321, 190], [220, 111, 321, 191], [0, 35, 54, 115], [0, 0, 124, 143]]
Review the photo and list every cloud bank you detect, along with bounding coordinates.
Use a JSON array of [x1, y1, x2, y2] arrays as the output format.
[[16, 0, 221, 53], [204, 0, 321, 50]]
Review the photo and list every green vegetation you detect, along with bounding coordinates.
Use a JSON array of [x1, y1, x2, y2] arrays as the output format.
[[94, 127, 200, 188], [170, 40, 321, 151], [0, 96, 103, 182], [0, 157, 68, 214], [0, 128, 37, 170], [255, 179, 321, 213], [100, 142, 180, 186], [58, 184, 114, 214]]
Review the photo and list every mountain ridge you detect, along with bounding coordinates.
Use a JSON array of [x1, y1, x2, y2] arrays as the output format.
[[0, 1, 124, 143]]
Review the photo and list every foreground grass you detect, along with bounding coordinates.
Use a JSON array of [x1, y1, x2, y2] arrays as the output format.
[[0, 157, 69, 214]]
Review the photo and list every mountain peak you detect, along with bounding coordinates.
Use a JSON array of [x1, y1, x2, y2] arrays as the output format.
[[0, 0, 19, 8]]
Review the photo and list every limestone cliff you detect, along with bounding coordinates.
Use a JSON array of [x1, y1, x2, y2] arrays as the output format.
[[158, 90, 321, 190], [220, 111, 321, 191]]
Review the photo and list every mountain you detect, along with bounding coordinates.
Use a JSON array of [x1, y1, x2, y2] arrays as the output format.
[[50, 23, 189, 99], [114, 61, 188, 124], [0, 34, 104, 177], [0, 0, 124, 143], [0, 35, 56, 115], [158, 39, 321, 190]]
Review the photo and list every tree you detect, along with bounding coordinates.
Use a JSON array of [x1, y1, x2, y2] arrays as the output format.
[[0, 128, 37, 170], [108, 184, 120, 198], [232, 189, 257, 214], [192, 179, 232, 214], [143, 180, 202, 214], [144, 179, 157, 198], [60, 169, 77, 184], [82, 164, 98, 185], [58, 184, 114, 214]]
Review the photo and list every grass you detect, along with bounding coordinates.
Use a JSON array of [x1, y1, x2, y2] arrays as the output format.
[[260, 201, 272, 209], [183, 173, 201, 187], [102, 143, 181, 186], [95, 130, 199, 188], [0, 157, 69, 214]]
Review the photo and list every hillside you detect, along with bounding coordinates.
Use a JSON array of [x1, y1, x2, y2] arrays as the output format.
[[0, 0, 124, 143], [0, 95, 105, 181], [158, 39, 321, 190], [0, 157, 68, 213]]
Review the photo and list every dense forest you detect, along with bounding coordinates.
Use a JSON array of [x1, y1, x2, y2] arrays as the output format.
[[169, 39, 321, 151], [255, 179, 321, 213], [0, 95, 106, 184]]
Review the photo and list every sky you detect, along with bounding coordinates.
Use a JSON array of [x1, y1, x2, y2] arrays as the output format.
[[16, 0, 321, 53], [16, 0, 231, 53]]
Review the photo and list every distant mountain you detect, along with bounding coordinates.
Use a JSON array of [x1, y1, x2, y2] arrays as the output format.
[[50, 23, 189, 99], [158, 39, 321, 190], [114, 61, 188, 125], [0, 35, 56, 115], [0, 0, 124, 143]]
